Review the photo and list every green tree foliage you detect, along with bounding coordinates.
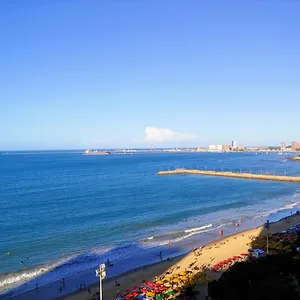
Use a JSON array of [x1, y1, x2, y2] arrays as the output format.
[[179, 283, 199, 299], [208, 255, 300, 300]]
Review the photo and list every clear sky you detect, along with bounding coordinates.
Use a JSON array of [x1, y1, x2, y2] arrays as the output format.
[[1, 0, 300, 150]]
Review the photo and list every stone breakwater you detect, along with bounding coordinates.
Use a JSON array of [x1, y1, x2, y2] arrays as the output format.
[[157, 169, 300, 183]]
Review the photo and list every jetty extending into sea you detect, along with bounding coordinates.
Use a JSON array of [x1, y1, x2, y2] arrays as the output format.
[[157, 169, 300, 183]]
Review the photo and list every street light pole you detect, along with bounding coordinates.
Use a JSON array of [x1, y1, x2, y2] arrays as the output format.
[[265, 220, 270, 255], [99, 269, 103, 300], [96, 263, 106, 300], [267, 231, 269, 254]]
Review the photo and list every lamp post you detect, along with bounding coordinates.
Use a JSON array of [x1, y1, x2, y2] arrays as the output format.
[[96, 263, 106, 300], [265, 220, 270, 255]]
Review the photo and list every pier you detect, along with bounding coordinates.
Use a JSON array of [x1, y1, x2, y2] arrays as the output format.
[[157, 169, 300, 183]]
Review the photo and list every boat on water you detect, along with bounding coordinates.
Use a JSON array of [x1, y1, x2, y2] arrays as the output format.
[[83, 149, 111, 156]]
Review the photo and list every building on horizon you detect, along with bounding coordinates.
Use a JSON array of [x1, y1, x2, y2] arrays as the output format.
[[280, 142, 286, 150], [208, 144, 222, 151], [222, 144, 230, 151], [232, 141, 237, 149], [291, 141, 300, 151]]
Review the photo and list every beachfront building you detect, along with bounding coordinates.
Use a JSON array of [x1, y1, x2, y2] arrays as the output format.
[[281, 142, 286, 150], [222, 144, 230, 151], [232, 141, 237, 149], [208, 144, 222, 151], [292, 141, 300, 151]]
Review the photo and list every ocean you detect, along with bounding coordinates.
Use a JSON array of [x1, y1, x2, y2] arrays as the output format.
[[1, 151, 300, 298]]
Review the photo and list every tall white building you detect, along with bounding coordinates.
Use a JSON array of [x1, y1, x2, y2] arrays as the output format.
[[232, 141, 237, 148]]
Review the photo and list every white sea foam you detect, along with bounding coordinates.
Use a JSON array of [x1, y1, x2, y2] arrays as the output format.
[[184, 224, 212, 233]]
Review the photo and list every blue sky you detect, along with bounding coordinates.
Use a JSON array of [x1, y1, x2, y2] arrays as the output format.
[[1, 0, 299, 150]]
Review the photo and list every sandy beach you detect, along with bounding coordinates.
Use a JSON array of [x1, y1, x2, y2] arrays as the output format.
[[59, 213, 300, 300], [10, 212, 299, 300]]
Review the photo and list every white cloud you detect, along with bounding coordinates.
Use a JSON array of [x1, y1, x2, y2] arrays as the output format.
[[144, 127, 198, 143]]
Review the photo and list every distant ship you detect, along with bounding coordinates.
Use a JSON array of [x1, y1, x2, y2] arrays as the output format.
[[83, 149, 111, 156]]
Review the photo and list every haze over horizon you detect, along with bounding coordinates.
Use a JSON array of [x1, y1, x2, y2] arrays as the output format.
[[1, 1, 300, 150]]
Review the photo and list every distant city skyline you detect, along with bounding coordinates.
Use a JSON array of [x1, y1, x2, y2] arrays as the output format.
[[1, 1, 300, 150]]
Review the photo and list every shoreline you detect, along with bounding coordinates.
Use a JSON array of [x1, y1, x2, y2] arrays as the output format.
[[10, 208, 300, 300], [60, 212, 300, 300]]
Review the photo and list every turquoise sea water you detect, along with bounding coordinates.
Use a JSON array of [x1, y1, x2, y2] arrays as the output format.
[[0, 151, 300, 297]]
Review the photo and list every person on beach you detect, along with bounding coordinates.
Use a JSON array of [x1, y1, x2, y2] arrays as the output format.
[[159, 251, 162, 261]]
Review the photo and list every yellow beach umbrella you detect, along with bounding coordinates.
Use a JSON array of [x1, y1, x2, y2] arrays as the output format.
[[179, 271, 186, 276], [172, 278, 180, 283], [164, 282, 172, 287], [146, 292, 155, 297], [164, 276, 172, 282], [181, 276, 188, 281], [156, 280, 164, 285], [172, 273, 179, 277]]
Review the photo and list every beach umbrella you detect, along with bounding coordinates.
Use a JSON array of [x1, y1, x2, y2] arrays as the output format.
[[138, 295, 146, 300], [172, 278, 180, 283], [179, 271, 186, 276], [156, 280, 164, 285], [164, 282, 171, 287], [155, 295, 162, 300], [141, 288, 148, 293], [241, 253, 248, 256], [181, 276, 188, 281], [166, 291, 175, 295], [146, 292, 155, 297]]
